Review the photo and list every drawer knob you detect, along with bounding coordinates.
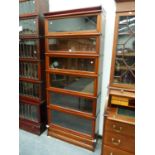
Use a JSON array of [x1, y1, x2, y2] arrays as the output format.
[[110, 152, 113, 155], [112, 124, 122, 133], [111, 138, 121, 146]]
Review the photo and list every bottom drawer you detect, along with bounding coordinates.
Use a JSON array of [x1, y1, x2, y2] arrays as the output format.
[[103, 145, 134, 155], [19, 119, 43, 135], [104, 131, 135, 153]]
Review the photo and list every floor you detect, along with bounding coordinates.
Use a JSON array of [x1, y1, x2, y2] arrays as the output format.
[[19, 129, 102, 155]]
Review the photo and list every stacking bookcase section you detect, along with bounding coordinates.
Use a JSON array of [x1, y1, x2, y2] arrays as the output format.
[[44, 6, 105, 151], [19, 0, 49, 18], [101, 1, 135, 155], [19, 100, 46, 135], [19, 0, 49, 135]]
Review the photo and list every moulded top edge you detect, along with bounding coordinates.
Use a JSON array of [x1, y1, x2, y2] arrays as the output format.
[[19, 14, 38, 19], [115, 0, 135, 2], [44, 6, 102, 17]]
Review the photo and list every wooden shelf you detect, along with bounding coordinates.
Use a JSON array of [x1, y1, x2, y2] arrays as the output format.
[[117, 52, 135, 57], [115, 66, 135, 71], [118, 32, 135, 35]]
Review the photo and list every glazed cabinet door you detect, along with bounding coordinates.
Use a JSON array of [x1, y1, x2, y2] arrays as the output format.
[[50, 110, 93, 135], [19, 39, 39, 59], [19, 61, 39, 80], [48, 91, 95, 114], [112, 12, 135, 87], [19, 102, 39, 122], [19, 0, 36, 16], [19, 81, 45, 100], [19, 17, 38, 36], [48, 73, 96, 95], [47, 15, 98, 35], [47, 37, 97, 53], [47, 56, 96, 73]]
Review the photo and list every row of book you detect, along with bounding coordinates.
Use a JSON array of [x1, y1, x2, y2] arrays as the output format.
[[19, 81, 40, 98], [20, 103, 38, 122], [19, 41, 37, 59], [19, 62, 38, 79]]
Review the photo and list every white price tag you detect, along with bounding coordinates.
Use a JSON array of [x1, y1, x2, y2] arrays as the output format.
[[19, 26, 23, 32]]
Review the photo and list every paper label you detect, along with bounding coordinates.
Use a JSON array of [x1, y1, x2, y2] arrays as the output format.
[[19, 26, 23, 32]]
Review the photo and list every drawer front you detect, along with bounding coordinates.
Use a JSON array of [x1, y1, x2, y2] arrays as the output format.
[[104, 131, 135, 153], [105, 119, 135, 137], [103, 145, 133, 155]]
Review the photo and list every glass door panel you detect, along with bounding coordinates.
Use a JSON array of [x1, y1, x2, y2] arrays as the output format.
[[19, 81, 40, 98], [19, 62, 38, 79], [49, 92, 93, 113], [19, 0, 36, 15], [118, 16, 135, 34], [113, 15, 135, 84], [19, 18, 37, 35], [49, 57, 95, 72], [20, 102, 38, 122], [50, 74, 94, 94], [48, 38, 96, 52], [19, 40, 38, 59], [51, 110, 93, 135], [48, 15, 97, 32]]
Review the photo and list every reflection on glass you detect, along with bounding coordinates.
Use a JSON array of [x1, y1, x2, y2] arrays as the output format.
[[119, 16, 135, 34], [19, 81, 40, 98], [50, 74, 94, 94], [113, 15, 135, 84], [19, 0, 35, 15], [48, 16, 97, 32], [19, 19, 36, 35], [19, 40, 38, 58], [51, 110, 92, 134], [50, 57, 95, 72], [19, 62, 38, 79], [19, 102, 38, 122], [50, 92, 93, 113], [48, 38, 96, 52]]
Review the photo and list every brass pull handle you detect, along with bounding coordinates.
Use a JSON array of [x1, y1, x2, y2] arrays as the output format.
[[112, 138, 121, 146], [112, 124, 122, 133]]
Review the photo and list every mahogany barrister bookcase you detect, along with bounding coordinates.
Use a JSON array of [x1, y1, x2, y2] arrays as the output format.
[[101, 0, 135, 155], [44, 6, 105, 151], [19, 0, 49, 135]]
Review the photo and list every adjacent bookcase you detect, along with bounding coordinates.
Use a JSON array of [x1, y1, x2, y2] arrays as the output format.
[[101, 0, 135, 155], [44, 6, 105, 151], [19, 0, 49, 135]]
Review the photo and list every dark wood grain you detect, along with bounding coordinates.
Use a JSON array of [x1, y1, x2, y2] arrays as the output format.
[[19, 0, 48, 135]]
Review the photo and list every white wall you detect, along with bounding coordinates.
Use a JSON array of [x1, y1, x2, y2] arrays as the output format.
[[49, 0, 116, 135]]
